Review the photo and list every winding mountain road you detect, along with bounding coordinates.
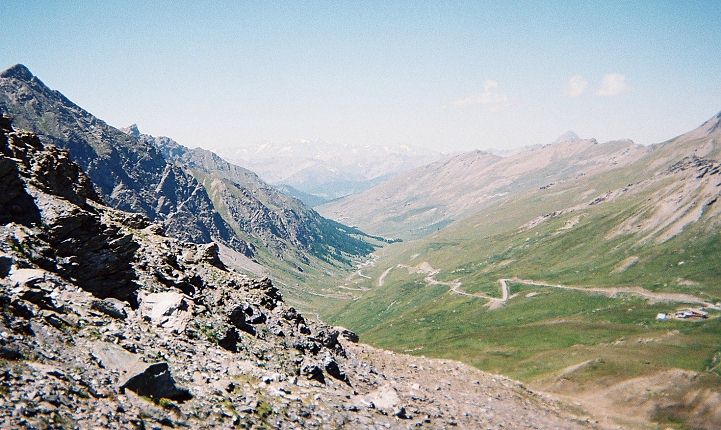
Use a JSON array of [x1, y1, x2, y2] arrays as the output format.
[[377, 262, 717, 310], [500, 278, 716, 307]]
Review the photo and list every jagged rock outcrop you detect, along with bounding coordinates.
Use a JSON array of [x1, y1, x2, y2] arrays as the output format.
[[0, 117, 590, 429], [0, 116, 139, 305]]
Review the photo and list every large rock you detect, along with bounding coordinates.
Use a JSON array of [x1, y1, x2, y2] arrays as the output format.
[[8, 268, 49, 287], [93, 342, 191, 401], [365, 384, 401, 411], [196, 242, 224, 269], [91, 298, 128, 320], [0, 253, 11, 278], [139, 291, 193, 333], [323, 353, 351, 386], [228, 302, 266, 336], [122, 362, 192, 401], [31, 194, 140, 306], [335, 326, 359, 343]]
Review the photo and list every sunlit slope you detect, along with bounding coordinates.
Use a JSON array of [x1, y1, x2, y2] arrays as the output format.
[[324, 111, 721, 428], [319, 134, 648, 239]]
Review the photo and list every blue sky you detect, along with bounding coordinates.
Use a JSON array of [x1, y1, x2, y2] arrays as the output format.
[[2, 1, 721, 153]]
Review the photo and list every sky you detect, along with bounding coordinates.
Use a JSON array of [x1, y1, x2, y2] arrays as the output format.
[[2, 1, 721, 154]]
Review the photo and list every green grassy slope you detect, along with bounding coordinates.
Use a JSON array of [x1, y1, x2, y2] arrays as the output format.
[[319, 113, 721, 428]]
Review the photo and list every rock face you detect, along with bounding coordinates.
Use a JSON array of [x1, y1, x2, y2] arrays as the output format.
[[0, 117, 590, 428], [138, 291, 193, 333], [138, 130, 378, 262], [0, 64, 250, 255], [0, 117, 139, 304]]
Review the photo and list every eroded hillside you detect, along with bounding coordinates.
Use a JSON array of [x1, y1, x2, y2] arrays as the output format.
[[319, 134, 647, 239]]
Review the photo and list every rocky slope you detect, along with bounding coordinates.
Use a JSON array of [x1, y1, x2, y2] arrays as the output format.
[[0, 117, 591, 428], [0, 64, 251, 255], [319, 134, 647, 239], [126, 125, 377, 264], [0, 64, 377, 276]]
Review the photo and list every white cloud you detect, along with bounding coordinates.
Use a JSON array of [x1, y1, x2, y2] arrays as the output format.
[[451, 80, 510, 112], [596, 73, 628, 97], [564, 75, 588, 97]]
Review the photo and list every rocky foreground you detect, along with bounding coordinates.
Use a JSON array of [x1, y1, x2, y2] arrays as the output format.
[[0, 116, 592, 429]]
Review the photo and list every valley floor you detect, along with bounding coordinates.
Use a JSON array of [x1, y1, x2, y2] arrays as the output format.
[[320, 251, 721, 430]]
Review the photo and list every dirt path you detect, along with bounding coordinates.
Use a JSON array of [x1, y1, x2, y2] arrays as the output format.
[[327, 255, 378, 296], [502, 277, 718, 307], [386, 262, 506, 307], [356, 270, 371, 280], [335, 284, 370, 292], [377, 266, 394, 287], [378, 262, 717, 310]]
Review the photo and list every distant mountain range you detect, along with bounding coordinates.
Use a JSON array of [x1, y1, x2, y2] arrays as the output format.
[[129, 125, 377, 262], [222, 138, 444, 202], [0, 64, 377, 293], [319, 133, 646, 239], [0, 64, 247, 252]]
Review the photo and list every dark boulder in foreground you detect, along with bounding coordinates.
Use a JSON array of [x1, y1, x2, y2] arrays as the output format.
[[122, 362, 192, 401]]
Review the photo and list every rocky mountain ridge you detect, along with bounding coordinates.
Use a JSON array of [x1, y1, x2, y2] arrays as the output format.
[[129, 127, 377, 264], [0, 116, 591, 428], [0, 64, 375, 278], [0, 64, 249, 255]]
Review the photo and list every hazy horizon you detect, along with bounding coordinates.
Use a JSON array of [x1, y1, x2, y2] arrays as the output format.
[[2, 1, 721, 155]]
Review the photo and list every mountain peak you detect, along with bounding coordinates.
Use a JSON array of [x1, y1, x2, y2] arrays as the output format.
[[695, 110, 721, 136], [710, 110, 721, 128], [553, 130, 580, 144], [121, 123, 141, 138], [0, 64, 34, 81]]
